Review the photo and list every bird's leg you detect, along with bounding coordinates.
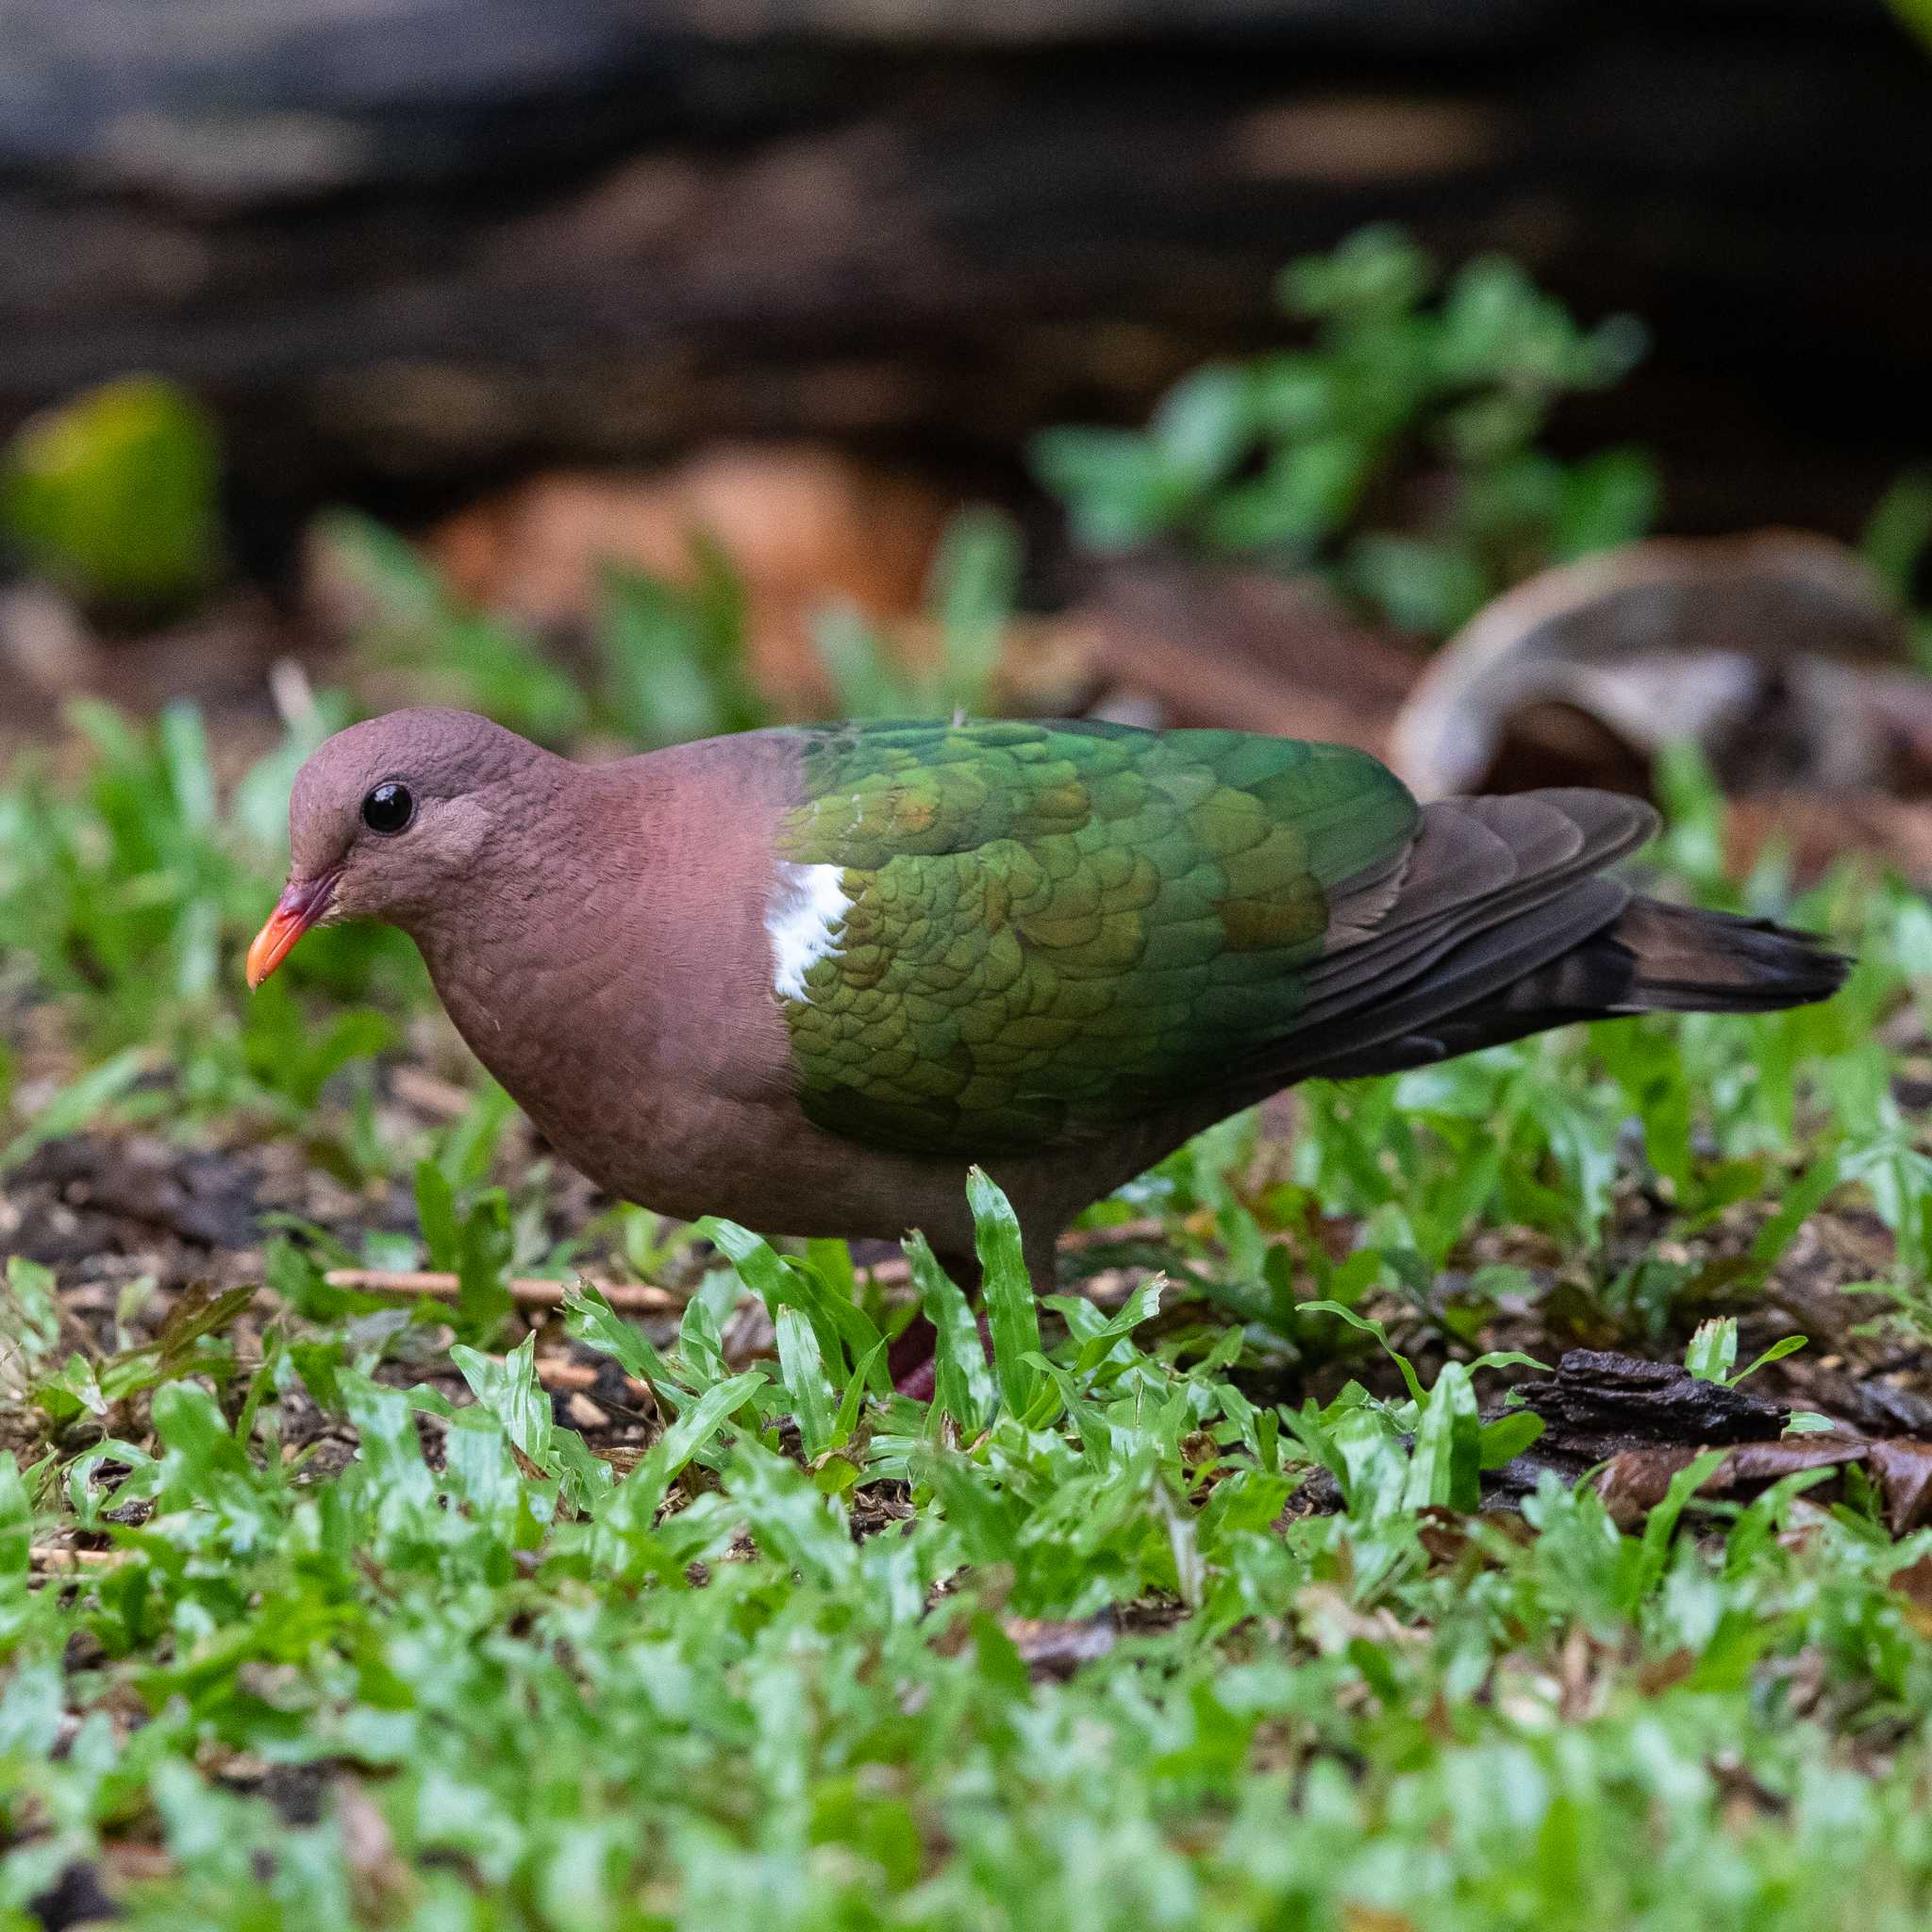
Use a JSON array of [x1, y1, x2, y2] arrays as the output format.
[[889, 1227, 1060, 1403], [888, 1313, 941, 1403]]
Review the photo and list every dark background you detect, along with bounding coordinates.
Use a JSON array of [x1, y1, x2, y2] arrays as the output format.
[[3, 0, 1927, 581]]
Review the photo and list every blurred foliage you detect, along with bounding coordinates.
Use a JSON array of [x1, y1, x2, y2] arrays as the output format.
[[0, 375, 222, 615], [813, 507, 1023, 718], [1862, 468, 1932, 673], [1035, 225, 1657, 636], [318, 512, 593, 744], [325, 504, 1018, 749], [1886, 0, 1932, 49]]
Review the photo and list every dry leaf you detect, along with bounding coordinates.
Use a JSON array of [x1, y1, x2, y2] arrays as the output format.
[[1391, 531, 1913, 800], [426, 446, 950, 706]]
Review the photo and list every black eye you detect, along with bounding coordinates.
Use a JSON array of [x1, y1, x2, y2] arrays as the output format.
[[361, 781, 414, 835]]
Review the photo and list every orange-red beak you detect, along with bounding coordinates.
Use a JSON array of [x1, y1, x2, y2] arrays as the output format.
[[245, 870, 341, 989]]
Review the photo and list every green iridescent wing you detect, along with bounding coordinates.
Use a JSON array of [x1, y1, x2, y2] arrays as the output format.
[[769, 719, 1419, 1156]]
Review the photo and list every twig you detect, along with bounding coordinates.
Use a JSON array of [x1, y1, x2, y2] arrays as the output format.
[[323, 1219, 1174, 1313], [321, 1269, 680, 1312], [30, 1544, 129, 1571], [1058, 1216, 1169, 1252], [388, 1065, 480, 1122], [535, 1356, 650, 1403], [849, 1215, 1171, 1288]]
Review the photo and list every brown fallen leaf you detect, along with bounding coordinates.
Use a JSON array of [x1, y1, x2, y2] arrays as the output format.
[[1866, 1438, 1932, 1535], [1591, 1431, 1932, 1537], [1890, 1553, 1932, 1627], [1001, 1612, 1119, 1679], [1070, 562, 1418, 755], [1593, 1432, 1864, 1529], [1724, 789, 1932, 887], [425, 447, 949, 708]]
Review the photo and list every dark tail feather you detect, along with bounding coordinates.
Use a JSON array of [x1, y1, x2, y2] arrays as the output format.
[[1306, 896, 1849, 1079], [1578, 896, 1850, 1015]]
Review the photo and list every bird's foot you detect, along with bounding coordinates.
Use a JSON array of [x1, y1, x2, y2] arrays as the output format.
[[887, 1310, 994, 1403]]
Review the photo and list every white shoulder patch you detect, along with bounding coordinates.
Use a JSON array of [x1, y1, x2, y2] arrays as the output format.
[[766, 860, 851, 1001]]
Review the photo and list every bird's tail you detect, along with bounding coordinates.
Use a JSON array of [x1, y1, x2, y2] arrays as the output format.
[[1430, 894, 1846, 1045], [1231, 789, 1850, 1093], [1305, 895, 1848, 1080]]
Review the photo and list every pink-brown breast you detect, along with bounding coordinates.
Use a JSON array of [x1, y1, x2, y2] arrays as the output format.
[[402, 731, 1005, 1247]]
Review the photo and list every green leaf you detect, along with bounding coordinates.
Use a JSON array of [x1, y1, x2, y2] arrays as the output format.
[[1, 1047, 150, 1174], [657, 1370, 767, 1480], [452, 1337, 552, 1471], [1, 375, 221, 608], [1329, 1404, 1409, 1524], [414, 1159, 460, 1272], [456, 1189, 516, 1343], [723, 1438, 857, 1589], [1476, 1409, 1544, 1471], [1297, 1300, 1425, 1408], [1632, 1449, 1729, 1607], [0, 1454, 27, 1585], [833, 1340, 886, 1448], [1746, 1150, 1842, 1281], [1731, 1334, 1807, 1388], [454, 1334, 612, 1512], [1861, 468, 1932, 596], [1149, 363, 1254, 489], [3, 1256, 61, 1375], [1685, 1318, 1740, 1385], [1403, 1361, 1481, 1511], [967, 1168, 1041, 1421], [562, 1284, 691, 1407], [905, 1233, 993, 1434], [775, 1305, 835, 1459], [927, 507, 1021, 713]]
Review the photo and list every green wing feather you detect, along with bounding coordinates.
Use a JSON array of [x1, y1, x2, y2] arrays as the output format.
[[773, 718, 1418, 1155]]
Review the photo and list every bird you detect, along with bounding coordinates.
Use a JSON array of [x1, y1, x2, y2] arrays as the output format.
[[248, 706, 1844, 1368]]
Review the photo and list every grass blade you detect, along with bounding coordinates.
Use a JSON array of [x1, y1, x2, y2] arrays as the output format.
[[968, 1167, 1041, 1420]]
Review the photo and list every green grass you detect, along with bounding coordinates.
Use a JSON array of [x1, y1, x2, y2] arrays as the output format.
[[6, 677, 1932, 1926]]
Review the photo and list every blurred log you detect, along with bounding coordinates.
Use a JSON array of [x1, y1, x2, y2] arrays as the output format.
[[0, 0, 1927, 558]]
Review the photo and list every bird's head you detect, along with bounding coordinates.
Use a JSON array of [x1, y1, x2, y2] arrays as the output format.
[[246, 707, 555, 987]]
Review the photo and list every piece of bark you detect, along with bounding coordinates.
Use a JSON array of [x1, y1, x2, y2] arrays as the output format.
[[1507, 1348, 1790, 1471]]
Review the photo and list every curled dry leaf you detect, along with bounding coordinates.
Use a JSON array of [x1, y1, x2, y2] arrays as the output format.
[[1001, 1612, 1119, 1679], [1390, 531, 1922, 801]]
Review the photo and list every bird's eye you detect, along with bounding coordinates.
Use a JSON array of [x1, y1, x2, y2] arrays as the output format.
[[361, 781, 415, 835]]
